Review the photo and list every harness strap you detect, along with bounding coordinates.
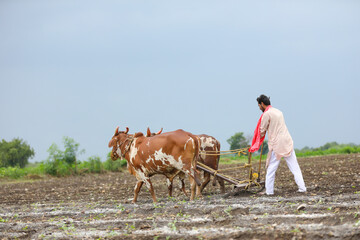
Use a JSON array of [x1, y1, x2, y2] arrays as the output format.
[[118, 136, 134, 159]]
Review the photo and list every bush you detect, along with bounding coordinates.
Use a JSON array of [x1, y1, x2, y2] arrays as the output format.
[[78, 156, 103, 173], [103, 158, 127, 172], [0, 167, 27, 179], [43, 159, 73, 177], [0, 162, 46, 179], [296, 143, 360, 157], [43, 137, 84, 177]]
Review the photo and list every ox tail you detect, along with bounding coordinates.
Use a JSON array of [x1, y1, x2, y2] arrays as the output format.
[[191, 135, 202, 186]]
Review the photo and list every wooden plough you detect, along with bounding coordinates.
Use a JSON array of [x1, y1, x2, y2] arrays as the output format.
[[197, 144, 265, 191]]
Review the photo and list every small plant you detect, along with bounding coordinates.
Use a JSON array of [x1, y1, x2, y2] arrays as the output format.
[[177, 200, 187, 205], [168, 196, 176, 202], [60, 223, 75, 233], [291, 228, 300, 233], [107, 230, 118, 237], [125, 223, 136, 233], [224, 205, 233, 217], [0, 217, 9, 223], [176, 210, 190, 219], [355, 220, 360, 227], [168, 219, 177, 231], [153, 203, 163, 209], [116, 204, 125, 211]]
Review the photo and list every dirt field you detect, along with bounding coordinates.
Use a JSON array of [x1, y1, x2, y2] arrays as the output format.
[[1, 154, 360, 239]]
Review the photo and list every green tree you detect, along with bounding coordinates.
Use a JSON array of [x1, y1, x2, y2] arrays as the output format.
[[227, 132, 248, 150], [63, 136, 83, 165], [0, 138, 35, 168], [44, 137, 84, 176], [320, 141, 338, 151]]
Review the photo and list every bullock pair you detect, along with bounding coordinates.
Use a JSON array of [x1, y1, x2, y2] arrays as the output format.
[[108, 127, 224, 203]]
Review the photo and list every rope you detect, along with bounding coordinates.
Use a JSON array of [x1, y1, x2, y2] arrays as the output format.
[[200, 147, 249, 156], [204, 147, 249, 153]]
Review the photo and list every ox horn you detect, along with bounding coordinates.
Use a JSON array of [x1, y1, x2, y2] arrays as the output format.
[[146, 127, 151, 137], [115, 126, 119, 135], [156, 128, 163, 135], [124, 127, 129, 134]]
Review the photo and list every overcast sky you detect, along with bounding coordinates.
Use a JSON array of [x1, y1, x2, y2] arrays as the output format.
[[1, 0, 359, 163]]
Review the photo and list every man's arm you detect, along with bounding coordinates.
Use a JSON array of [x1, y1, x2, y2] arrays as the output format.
[[260, 112, 270, 138]]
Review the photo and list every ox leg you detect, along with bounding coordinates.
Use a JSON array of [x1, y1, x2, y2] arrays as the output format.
[[218, 177, 225, 194], [200, 172, 211, 193], [196, 185, 203, 198], [179, 175, 188, 197], [189, 176, 203, 200], [144, 179, 157, 203], [166, 178, 173, 197], [133, 181, 143, 203], [183, 166, 202, 200], [167, 170, 181, 197], [189, 177, 196, 200], [167, 175, 188, 198]]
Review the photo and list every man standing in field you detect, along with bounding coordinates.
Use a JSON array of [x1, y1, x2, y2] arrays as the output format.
[[249, 94, 306, 195]]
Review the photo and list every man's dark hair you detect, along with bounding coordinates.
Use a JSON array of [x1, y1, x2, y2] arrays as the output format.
[[257, 94, 271, 105]]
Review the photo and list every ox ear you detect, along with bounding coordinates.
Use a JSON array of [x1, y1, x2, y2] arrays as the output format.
[[156, 128, 163, 135], [125, 127, 129, 134], [108, 138, 116, 148], [114, 126, 119, 135], [146, 127, 151, 137]]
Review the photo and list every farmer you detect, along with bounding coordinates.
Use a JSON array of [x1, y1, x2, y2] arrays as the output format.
[[249, 94, 306, 195]]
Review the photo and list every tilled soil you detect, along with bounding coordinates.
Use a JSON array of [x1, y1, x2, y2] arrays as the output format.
[[0, 154, 360, 239]]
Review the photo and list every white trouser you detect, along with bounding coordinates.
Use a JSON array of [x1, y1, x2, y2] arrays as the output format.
[[265, 150, 306, 195]]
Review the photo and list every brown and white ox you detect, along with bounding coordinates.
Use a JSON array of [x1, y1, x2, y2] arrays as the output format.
[[146, 129, 225, 195], [145, 127, 190, 197], [198, 134, 225, 193], [108, 127, 202, 203]]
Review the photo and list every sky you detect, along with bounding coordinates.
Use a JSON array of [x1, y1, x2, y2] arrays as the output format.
[[1, 0, 359, 163]]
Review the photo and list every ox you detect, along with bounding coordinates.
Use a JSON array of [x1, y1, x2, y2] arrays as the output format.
[[108, 127, 202, 203], [198, 134, 225, 193], [146, 128, 225, 195], [145, 127, 189, 197]]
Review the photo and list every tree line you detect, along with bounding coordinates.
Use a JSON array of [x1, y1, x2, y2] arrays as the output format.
[[1, 134, 359, 178], [0, 137, 127, 177]]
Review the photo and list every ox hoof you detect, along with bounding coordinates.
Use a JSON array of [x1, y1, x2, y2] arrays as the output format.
[[196, 194, 204, 199]]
